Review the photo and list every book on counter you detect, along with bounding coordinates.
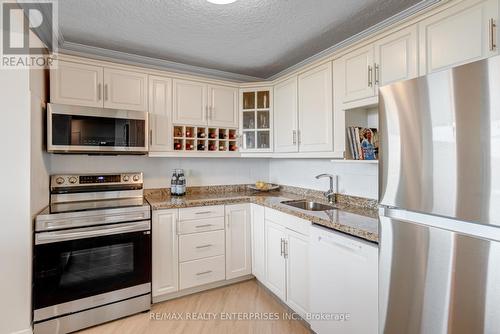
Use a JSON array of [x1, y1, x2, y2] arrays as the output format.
[[347, 127, 379, 160]]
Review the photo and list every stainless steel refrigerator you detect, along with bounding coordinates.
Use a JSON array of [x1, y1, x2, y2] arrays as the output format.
[[378, 55, 500, 334]]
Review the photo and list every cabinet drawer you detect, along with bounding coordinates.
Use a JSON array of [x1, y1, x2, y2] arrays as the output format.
[[179, 255, 226, 290], [178, 216, 225, 235], [179, 205, 225, 221], [265, 207, 310, 236], [179, 230, 225, 262]]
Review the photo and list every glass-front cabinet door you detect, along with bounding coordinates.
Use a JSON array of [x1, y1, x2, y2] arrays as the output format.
[[240, 88, 273, 152]]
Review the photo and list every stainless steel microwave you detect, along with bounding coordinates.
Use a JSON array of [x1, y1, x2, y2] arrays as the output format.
[[47, 103, 148, 154]]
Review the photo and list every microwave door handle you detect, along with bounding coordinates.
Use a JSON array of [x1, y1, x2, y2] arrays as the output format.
[[35, 221, 150, 245]]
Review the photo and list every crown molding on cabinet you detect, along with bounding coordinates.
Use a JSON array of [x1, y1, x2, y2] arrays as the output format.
[[43, 0, 444, 85], [58, 41, 264, 84], [266, 0, 443, 81]]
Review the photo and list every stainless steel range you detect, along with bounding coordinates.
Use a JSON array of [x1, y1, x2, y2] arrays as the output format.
[[33, 173, 151, 334]]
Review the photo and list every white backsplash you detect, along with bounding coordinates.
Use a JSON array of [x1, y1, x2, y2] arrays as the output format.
[[49, 156, 378, 199], [269, 159, 378, 199], [49, 155, 270, 189]]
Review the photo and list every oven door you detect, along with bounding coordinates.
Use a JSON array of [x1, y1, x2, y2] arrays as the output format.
[[47, 103, 148, 154], [33, 221, 151, 319]]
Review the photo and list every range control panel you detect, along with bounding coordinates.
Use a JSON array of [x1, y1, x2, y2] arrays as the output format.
[[50, 173, 143, 188]]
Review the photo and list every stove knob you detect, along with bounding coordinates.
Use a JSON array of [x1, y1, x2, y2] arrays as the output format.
[[123, 175, 130, 182], [133, 175, 140, 182], [69, 177, 78, 184], [55, 177, 65, 185]]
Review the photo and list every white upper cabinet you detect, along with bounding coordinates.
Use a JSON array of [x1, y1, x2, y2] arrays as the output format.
[[152, 209, 179, 298], [208, 85, 238, 127], [273, 76, 299, 153], [172, 79, 207, 125], [374, 25, 418, 86], [173, 80, 239, 127], [419, 0, 498, 75], [149, 75, 172, 152], [298, 62, 333, 152], [50, 61, 103, 108], [240, 88, 273, 152], [51, 60, 147, 111], [340, 45, 375, 103], [103, 68, 148, 111], [225, 204, 252, 280]]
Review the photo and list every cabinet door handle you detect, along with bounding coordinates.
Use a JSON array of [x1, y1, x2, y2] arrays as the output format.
[[195, 224, 213, 228], [104, 84, 108, 101], [196, 270, 212, 276], [368, 65, 373, 87], [284, 240, 288, 258], [195, 211, 213, 215], [97, 83, 102, 100], [149, 129, 152, 146], [196, 244, 213, 249], [280, 238, 284, 256], [374, 63, 380, 85], [292, 130, 297, 145], [297, 130, 301, 145], [489, 18, 497, 51]]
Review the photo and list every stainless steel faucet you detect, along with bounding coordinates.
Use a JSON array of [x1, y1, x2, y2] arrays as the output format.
[[315, 174, 337, 204]]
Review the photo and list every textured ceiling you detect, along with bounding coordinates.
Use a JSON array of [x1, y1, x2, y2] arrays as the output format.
[[57, 0, 423, 79]]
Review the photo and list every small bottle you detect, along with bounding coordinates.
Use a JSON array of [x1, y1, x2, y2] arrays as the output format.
[[208, 143, 216, 151], [197, 142, 205, 151], [198, 130, 206, 138], [170, 170, 178, 196]]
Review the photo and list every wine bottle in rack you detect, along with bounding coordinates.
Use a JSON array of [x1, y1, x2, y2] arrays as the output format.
[[197, 142, 205, 150], [197, 130, 206, 138]]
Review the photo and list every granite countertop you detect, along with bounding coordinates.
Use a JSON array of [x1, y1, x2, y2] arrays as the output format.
[[145, 186, 379, 243]]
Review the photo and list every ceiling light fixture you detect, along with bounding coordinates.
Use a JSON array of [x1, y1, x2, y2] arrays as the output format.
[[207, 0, 238, 4]]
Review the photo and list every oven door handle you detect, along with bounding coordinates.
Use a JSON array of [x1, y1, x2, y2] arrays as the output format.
[[35, 220, 151, 245]]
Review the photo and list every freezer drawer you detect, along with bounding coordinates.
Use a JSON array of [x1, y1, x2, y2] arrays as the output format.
[[379, 215, 500, 334], [310, 225, 378, 334]]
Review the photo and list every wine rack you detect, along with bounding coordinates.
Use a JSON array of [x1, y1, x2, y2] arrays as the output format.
[[173, 125, 239, 153]]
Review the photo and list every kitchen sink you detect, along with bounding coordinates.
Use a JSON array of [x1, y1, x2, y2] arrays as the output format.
[[281, 200, 335, 211]]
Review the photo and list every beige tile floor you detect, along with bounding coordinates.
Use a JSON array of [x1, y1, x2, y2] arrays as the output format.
[[77, 279, 311, 334]]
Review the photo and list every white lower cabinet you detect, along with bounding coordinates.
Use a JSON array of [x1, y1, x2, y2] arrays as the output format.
[[152, 209, 179, 298], [285, 229, 309, 318], [251, 204, 266, 281], [180, 255, 226, 290], [225, 204, 252, 280], [263, 208, 310, 316], [264, 220, 287, 300]]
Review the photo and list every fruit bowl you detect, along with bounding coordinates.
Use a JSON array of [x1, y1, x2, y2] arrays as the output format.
[[247, 183, 280, 192]]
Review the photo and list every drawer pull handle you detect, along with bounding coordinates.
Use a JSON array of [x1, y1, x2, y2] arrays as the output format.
[[196, 270, 213, 276], [196, 244, 213, 249], [195, 211, 213, 215], [195, 224, 213, 228]]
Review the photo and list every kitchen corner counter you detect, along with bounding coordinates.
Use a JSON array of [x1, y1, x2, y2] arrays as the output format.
[[145, 186, 379, 243]]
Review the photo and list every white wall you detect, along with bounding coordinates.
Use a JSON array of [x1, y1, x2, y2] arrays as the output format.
[[269, 159, 378, 199], [49, 156, 270, 189], [0, 24, 33, 334]]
